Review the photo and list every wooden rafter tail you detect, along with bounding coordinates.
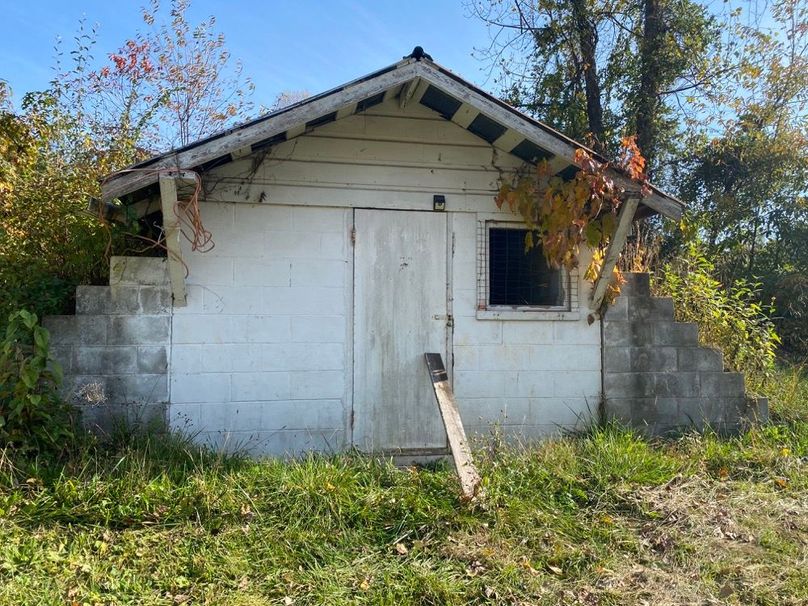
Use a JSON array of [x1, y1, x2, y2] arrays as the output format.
[[424, 353, 482, 501], [399, 77, 421, 109], [589, 195, 641, 315]]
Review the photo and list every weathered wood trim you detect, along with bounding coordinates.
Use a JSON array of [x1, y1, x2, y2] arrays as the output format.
[[415, 64, 682, 220], [102, 59, 682, 220], [101, 62, 422, 202], [336, 103, 357, 120], [546, 155, 574, 177], [399, 77, 421, 109], [424, 353, 482, 500], [230, 145, 252, 161], [451, 102, 478, 129], [159, 175, 187, 307], [589, 195, 640, 313], [491, 129, 522, 154]]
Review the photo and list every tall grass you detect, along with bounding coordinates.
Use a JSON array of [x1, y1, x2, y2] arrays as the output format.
[[0, 366, 804, 604], [1, 400, 805, 605], [765, 363, 808, 423]]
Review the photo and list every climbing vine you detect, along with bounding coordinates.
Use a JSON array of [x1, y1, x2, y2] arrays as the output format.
[[495, 136, 650, 305]]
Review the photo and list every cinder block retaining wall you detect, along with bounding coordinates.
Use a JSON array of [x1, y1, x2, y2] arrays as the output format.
[[602, 273, 767, 434], [44, 257, 171, 432]]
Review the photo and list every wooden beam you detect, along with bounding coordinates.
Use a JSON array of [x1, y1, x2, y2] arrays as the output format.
[[451, 102, 478, 129], [336, 103, 357, 120], [399, 77, 421, 109], [424, 353, 482, 501], [382, 84, 401, 103], [589, 196, 640, 313], [285, 123, 306, 139], [230, 144, 252, 161], [159, 175, 187, 307], [491, 129, 523, 154]]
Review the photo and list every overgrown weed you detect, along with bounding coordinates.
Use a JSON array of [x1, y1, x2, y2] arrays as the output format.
[[1, 389, 806, 605]]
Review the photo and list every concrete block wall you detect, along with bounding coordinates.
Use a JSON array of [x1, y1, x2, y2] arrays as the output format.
[[603, 273, 767, 434], [451, 213, 601, 439], [169, 203, 351, 455], [43, 257, 171, 432]]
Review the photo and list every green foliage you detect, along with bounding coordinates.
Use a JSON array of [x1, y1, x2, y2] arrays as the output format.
[[654, 244, 780, 389], [0, 1, 254, 328], [471, 0, 721, 173], [1, 421, 806, 604], [764, 364, 808, 425], [0, 90, 125, 326], [0, 310, 73, 453]]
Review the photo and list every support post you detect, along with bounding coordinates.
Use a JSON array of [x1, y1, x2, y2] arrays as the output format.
[[589, 195, 640, 313], [424, 353, 482, 500], [159, 174, 187, 307]]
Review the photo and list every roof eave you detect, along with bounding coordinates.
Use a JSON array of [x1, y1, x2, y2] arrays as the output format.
[[100, 57, 684, 221]]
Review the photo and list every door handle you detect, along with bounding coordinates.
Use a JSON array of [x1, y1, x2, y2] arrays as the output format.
[[432, 314, 454, 327]]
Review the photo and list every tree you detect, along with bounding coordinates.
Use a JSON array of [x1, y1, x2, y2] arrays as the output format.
[[55, 1, 255, 154], [678, 0, 808, 354], [140, 0, 255, 147], [468, 0, 720, 178], [0, 0, 255, 324]]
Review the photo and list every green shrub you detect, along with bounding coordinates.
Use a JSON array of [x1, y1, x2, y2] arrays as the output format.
[[0, 258, 79, 326], [654, 244, 780, 391], [0, 310, 74, 453]]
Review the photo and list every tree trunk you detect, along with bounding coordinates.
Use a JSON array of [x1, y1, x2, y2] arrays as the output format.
[[748, 215, 759, 277], [570, 0, 606, 154], [637, 0, 663, 176]]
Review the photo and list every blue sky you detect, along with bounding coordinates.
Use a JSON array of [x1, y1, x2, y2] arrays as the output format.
[[2, 1, 493, 106]]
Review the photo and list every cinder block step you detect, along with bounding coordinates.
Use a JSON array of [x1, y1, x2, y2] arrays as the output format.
[[76, 285, 139, 315], [603, 271, 766, 434], [700, 371, 745, 398], [43, 315, 108, 345], [76, 285, 171, 315], [652, 322, 699, 346], [678, 347, 723, 371], [109, 256, 169, 287]]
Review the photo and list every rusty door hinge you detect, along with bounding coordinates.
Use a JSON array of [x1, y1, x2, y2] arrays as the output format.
[[350, 226, 356, 245]]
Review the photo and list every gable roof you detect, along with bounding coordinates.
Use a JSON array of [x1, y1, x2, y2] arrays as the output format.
[[100, 53, 683, 220]]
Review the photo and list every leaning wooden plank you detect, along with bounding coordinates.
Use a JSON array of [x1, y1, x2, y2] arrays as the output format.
[[589, 195, 640, 314], [424, 353, 482, 500], [158, 175, 187, 307]]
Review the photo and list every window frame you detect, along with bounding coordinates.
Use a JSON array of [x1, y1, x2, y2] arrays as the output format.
[[476, 219, 578, 321]]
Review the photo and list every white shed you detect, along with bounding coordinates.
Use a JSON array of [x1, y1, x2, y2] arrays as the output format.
[[48, 50, 727, 457]]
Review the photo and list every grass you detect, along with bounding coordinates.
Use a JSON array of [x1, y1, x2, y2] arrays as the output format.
[[1, 367, 806, 605]]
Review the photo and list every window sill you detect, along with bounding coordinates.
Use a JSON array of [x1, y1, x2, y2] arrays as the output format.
[[476, 309, 582, 321]]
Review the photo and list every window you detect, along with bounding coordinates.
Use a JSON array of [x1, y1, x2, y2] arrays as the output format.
[[486, 225, 567, 309]]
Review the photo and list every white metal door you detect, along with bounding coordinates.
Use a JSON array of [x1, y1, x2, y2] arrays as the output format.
[[352, 209, 449, 452]]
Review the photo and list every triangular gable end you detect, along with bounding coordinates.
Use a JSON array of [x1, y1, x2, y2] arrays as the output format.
[[99, 56, 683, 220]]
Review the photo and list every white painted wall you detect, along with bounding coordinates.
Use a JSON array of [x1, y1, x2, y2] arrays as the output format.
[[169, 97, 600, 455], [169, 203, 352, 454]]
